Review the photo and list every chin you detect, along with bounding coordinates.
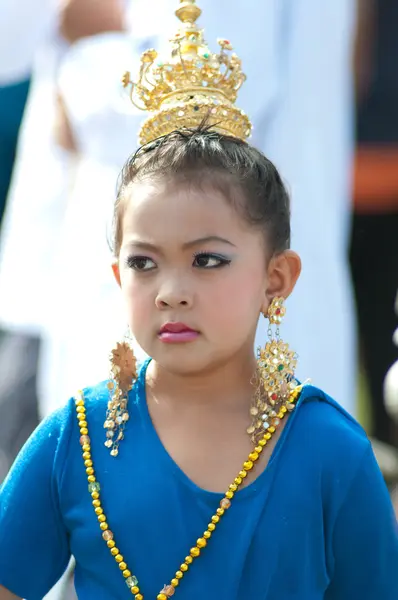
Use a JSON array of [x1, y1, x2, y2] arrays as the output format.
[[151, 342, 216, 376]]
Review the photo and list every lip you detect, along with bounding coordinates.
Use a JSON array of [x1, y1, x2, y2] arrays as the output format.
[[158, 322, 200, 344]]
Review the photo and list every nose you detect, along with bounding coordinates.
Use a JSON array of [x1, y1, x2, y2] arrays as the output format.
[[155, 276, 193, 310]]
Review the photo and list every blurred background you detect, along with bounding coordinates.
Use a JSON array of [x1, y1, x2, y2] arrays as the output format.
[[0, 0, 397, 541]]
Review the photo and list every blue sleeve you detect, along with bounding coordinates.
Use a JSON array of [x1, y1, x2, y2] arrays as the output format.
[[0, 401, 73, 599], [325, 444, 398, 599]]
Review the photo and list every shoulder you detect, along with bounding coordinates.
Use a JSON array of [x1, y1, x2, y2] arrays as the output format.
[[292, 385, 372, 494]]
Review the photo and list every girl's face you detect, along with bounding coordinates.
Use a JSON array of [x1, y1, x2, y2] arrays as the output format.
[[113, 177, 298, 375]]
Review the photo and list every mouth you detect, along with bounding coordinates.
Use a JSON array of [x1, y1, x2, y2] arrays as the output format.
[[158, 322, 200, 344]]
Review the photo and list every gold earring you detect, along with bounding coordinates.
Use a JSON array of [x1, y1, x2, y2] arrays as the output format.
[[248, 297, 299, 443], [104, 331, 137, 456]]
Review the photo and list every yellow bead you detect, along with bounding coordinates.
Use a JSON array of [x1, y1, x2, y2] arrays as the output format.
[[208, 523, 216, 531], [229, 483, 238, 492], [83, 444, 91, 452], [211, 515, 220, 524], [80, 427, 89, 435], [95, 507, 103, 516], [100, 522, 108, 531], [204, 531, 211, 539], [79, 421, 87, 428], [88, 475, 96, 483], [131, 587, 139, 594], [157, 595, 167, 600], [98, 514, 106, 522], [197, 538, 207, 548], [185, 556, 193, 564], [249, 452, 259, 461], [92, 499, 101, 508], [281, 406, 287, 413], [258, 439, 267, 447], [171, 579, 179, 587], [265, 433, 272, 440], [123, 570, 131, 578], [83, 451, 91, 460], [76, 399, 84, 406], [119, 562, 127, 570], [216, 508, 224, 516], [243, 461, 253, 471], [91, 491, 99, 499], [111, 547, 119, 556], [180, 563, 188, 572], [234, 477, 242, 485], [86, 467, 94, 476], [239, 470, 247, 478], [115, 554, 123, 563], [255, 445, 263, 453], [76, 406, 85, 413], [225, 490, 234, 499], [190, 546, 201, 557], [107, 540, 115, 548], [135, 595, 143, 600], [268, 426, 276, 433], [84, 459, 93, 468], [176, 570, 184, 578]]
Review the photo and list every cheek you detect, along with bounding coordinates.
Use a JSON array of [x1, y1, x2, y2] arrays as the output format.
[[201, 265, 265, 321]]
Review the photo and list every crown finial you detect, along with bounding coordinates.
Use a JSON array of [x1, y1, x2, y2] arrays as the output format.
[[122, 1, 252, 145], [175, 0, 202, 23]]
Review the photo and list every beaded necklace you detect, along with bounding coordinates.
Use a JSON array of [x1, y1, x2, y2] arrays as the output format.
[[75, 383, 301, 599]]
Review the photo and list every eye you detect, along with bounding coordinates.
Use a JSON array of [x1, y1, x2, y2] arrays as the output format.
[[192, 252, 231, 269], [126, 255, 157, 271]]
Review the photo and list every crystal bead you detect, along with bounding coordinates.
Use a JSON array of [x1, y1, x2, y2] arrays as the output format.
[[102, 530, 113, 541], [126, 576, 138, 588], [161, 585, 175, 597], [110, 448, 119, 457], [80, 435, 90, 446], [88, 482, 100, 493], [104, 440, 112, 448], [262, 421, 270, 429], [220, 498, 231, 509]]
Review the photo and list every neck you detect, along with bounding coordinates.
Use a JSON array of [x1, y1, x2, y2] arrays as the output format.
[[146, 352, 257, 413]]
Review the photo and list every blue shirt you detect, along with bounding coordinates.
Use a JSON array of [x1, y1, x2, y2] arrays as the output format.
[[1, 360, 397, 600]]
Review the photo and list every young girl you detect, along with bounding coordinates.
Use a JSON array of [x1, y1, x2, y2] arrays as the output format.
[[0, 125, 397, 600], [1, 3, 398, 600]]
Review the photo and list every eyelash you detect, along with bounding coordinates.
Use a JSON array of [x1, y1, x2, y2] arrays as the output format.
[[125, 252, 231, 272]]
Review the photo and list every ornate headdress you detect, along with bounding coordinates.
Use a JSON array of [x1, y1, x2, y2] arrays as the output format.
[[122, 0, 252, 145]]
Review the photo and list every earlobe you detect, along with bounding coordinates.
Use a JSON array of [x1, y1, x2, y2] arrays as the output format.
[[112, 261, 122, 287], [263, 250, 301, 311]]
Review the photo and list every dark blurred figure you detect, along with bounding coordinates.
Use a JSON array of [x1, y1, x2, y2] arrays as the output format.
[[0, 78, 38, 482], [351, 0, 398, 447], [0, 79, 30, 225]]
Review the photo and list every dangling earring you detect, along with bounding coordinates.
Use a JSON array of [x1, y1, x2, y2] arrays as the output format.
[[248, 297, 299, 443], [104, 328, 137, 456]]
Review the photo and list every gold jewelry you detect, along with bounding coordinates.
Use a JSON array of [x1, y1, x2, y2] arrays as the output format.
[[122, 0, 252, 145], [75, 381, 303, 599], [248, 297, 299, 443], [104, 336, 137, 456]]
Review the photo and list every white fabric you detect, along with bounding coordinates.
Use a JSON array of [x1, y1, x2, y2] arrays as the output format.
[[0, 0, 58, 84]]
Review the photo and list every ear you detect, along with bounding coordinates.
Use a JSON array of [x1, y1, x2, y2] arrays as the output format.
[[112, 260, 121, 287], [261, 250, 301, 314]]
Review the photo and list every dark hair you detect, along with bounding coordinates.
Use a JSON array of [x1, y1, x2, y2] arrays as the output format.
[[112, 126, 290, 257]]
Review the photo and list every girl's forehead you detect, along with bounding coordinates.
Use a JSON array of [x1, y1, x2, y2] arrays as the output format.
[[120, 178, 263, 249], [123, 178, 244, 228]]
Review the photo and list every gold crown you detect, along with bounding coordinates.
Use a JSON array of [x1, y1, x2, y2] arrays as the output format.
[[122, 0, 252, 145]]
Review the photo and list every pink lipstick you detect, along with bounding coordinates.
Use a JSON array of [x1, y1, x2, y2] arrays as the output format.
[[158, 322, 199, 343]]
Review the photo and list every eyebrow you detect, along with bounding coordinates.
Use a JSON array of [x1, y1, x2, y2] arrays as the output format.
[[125, 236, 236, 252]]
